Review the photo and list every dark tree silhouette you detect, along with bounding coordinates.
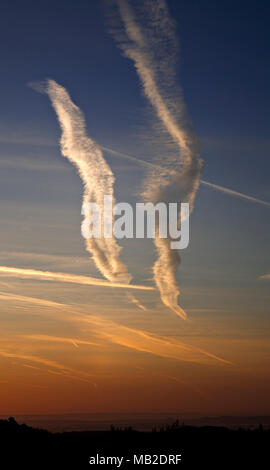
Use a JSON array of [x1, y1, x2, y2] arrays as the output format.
[[0, 417, 269, 469]]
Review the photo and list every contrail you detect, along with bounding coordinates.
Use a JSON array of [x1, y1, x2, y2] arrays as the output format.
[[24, 335, 98, 348], [41, 79, 132, 284], [4, 135, 268, 208], [0, 350, 97, 386], [0, 291, 67, 308], [78, 314, 233, 366], [1, 291, 232, 366], [126, 292, 147, 311], [102, 145, 270, 208], [200, 180, 270, 207], [0, 266, 154, 290], [111, 0, 203, 319]]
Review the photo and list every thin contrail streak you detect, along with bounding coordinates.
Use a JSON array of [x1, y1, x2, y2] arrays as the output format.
[[77, 313, 233, 366], [102, 145, 270, 208], [0, 266, 154, 291], [0, 291, 67, 308], [200, 180, 270, 207], [3, 139, 268, 208], [1, 291, 232, 366], [0, 350, 97, 386], [24, 335, 98, 347]]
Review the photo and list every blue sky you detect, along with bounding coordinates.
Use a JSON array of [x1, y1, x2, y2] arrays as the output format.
[[0, 0, 269, 415], [1, 0, 269, 284]]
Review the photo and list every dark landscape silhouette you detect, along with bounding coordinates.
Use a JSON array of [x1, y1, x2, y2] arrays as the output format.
[[1, 416, 269, 468]]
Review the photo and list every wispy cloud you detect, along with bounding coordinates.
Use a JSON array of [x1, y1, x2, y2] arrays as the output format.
[[111, 0, 203, 318], [24, 334, 99, 348], [126, 292, 147, 311], [0, 155, 69, 172], [0, 266, 154, 291], [0, 128, 56, 147], [39, 79, 132, 284], [1, 291, 232, 367], [0, 291, 67, 308], [75, 313, 233, 366], [0, 251, 95, 272], [0, 349, 97, 386]]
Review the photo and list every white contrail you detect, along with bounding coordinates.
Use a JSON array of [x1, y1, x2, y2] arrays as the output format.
[[43, 79, 132, 284], [0, 266, 154, 290], [4, 136, 268, 208], [200, 180, 270, 207], [112, 0, 203, 319], [102, 145, 270, 208]]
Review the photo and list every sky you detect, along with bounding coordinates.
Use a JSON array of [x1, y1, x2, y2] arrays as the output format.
[[0, 0, 270, 417]]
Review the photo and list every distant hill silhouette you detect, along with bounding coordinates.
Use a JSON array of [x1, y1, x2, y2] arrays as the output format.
[[0, 417, 269, 468], [2, 412, 270, 432]]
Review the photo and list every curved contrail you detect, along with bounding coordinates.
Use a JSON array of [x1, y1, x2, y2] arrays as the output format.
[[111, 0, 203, 319], [44, 79, 132, 284]]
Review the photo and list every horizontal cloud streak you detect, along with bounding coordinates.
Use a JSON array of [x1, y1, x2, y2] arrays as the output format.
[[0, 251, 95, 272], [24, 334, 98, 348], [0, 155, 69, 172], [0, 291, 67, 308], [0, 266, 154, 290], [76, 313, 233, 366], [0, 349, 97, 386], [1, 292, 232, 367]]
